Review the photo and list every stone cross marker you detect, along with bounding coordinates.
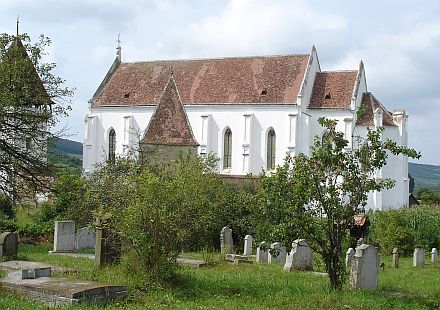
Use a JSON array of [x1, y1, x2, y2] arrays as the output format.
[[243, 235, 253, 256], [256, 242, 268, 263], [0, 232, 18, 259], [95, 217, 121, 267], [284, 239, 313, 272], [413, 248, 425, 267], [431, 248, 438, 263], [345, 248, 355, 267], [392, 247, 399, 268], [268, 242, 287, 265], [75, 227, 96, 250], [350, 244, 380, 290], [52, 221, 75, 253], [220, 226, 234, 254]]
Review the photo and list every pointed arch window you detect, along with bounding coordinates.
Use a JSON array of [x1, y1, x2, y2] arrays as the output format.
[[267, 129, 276, 170], [109, 129, 116, 163], [223, 128, 232, 170]]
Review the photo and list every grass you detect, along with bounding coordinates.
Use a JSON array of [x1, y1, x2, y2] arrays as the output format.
[[1, 244, 440, 309]]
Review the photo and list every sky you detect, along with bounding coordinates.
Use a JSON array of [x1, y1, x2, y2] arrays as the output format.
[[0, 0, 439, 165]]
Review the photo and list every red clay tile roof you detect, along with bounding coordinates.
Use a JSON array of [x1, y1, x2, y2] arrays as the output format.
[[309, 71, 358, 109], [356, 92, 395, 126], [140, 75, 199, 146], [92, 54, 310, 106]]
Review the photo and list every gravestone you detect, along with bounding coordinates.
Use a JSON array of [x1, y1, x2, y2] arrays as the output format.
[[95, 217, 121, 267], [52, 221, 75, 253], [268, 242, 286, 265], [350, 244, 380, 290], [345, 248, 355, 267], [256, 242, 268, 263], [243, 235, 253, 256], [392, 247, 399, 268], [0, 232, 18, 258], [75, 227, 96, 250], [413, 248, 425, 267], [284, 239, 313, 272], [220, 226, 234, 254], [431, 248, 438, 263]]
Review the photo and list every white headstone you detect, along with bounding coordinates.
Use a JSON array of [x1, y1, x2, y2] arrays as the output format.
[[284, 239, 313, 272], [75, 227, 96, 250], [256, 242, 268, 263], [268, 242, 286, 265], [220, 226, 234, 254], [345, 248, 355, 267], [350, 244, 380, 290], [413, 248, 425, 267], [431, 248, 438, 263], [52, 221, 75, 253], [243, 235, 253, 256]]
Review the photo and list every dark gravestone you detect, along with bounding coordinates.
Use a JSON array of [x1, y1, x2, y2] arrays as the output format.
[[0, 232, 18, 259], [95, 217, 121, 267]]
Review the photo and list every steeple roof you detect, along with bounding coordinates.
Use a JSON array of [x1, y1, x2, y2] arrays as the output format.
[[1, 36, 52, 106], [141, 74, 199, 146]]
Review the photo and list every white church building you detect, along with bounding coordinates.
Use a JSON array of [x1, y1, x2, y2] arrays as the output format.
[[83, 46, 409, 210]]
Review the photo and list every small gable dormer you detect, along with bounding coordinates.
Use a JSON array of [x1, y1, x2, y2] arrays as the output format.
[[140, 72, 199, 164]]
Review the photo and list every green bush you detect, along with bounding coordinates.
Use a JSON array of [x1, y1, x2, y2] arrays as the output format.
[[0, 214, 18, 232], [0, 194, 14, 219], [369, 205, 440, 255]]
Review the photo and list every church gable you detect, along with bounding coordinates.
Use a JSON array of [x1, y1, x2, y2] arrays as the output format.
[[309, 71, 358, 109], [92, 54, 309, 106], [141, 74, 198, 146], [356, 92, 395, 126]]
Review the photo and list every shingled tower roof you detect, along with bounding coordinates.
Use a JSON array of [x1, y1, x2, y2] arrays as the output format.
[[2, 36, 52, 106], [141, 73, 199, 146]]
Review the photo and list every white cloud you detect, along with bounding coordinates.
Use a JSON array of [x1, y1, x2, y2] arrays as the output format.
[[176, 0, 347, 56]]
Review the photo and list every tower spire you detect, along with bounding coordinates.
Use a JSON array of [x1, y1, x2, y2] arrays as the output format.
[[16, 15, 19, 36], [116, 33, 121, 62]]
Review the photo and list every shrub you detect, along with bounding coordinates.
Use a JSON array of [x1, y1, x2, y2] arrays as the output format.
[[0, 194, 14, 219], [369, 205, 440, 255]]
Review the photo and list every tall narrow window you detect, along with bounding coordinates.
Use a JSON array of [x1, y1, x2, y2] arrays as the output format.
[[223, 128, 232, 170], [109, 129, 116, 163], [267, 129, 276, 170]]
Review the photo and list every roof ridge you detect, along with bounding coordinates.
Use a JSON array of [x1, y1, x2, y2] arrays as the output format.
[[319, 70, 358, 73], [121, 53, 310, 64]]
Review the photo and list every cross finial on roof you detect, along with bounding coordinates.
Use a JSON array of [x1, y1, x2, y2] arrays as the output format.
[[16, 15, 19, 36], [117, 33, 121, 48], [116, 33, 122, 62]]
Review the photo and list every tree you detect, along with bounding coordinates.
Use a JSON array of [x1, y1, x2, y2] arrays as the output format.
[[0, 33, 72, 202], [255, 118, 420, 290]]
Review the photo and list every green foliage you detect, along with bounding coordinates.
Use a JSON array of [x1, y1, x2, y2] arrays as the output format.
[[30, 173, 88, 235], [254, 117, 420, 290], [0, 33, 73, 199], [369, 204, 440, 255], [47, 151, 82, 176], [85, 155, 242, 283], [417, 188, 440, 204], [0, 193, 14, 219], [0, 214, 18, 232]]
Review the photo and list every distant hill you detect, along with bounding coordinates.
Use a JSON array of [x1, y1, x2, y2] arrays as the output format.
[[409, 162, 440, 194], [49, 138, 83, 159], [48, 138, 83, 175]]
